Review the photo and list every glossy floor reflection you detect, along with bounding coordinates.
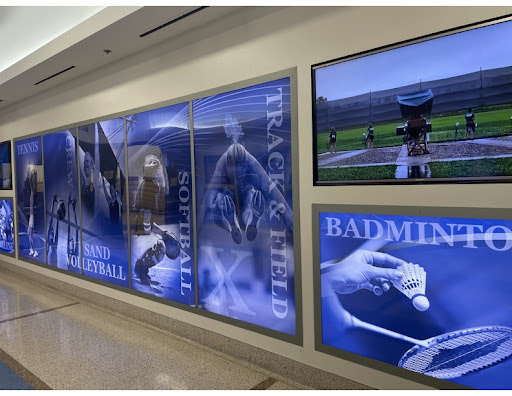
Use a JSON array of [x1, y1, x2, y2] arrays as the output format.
[[0, 271, 305, 390], [0, 272, 75, 322]]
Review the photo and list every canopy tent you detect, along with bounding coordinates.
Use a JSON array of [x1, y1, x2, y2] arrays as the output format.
[[397, 89, 434, 119]]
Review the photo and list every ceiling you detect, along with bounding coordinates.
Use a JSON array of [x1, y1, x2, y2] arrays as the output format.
[[0, 6, 105, 72], [0, 6, 242, 111]]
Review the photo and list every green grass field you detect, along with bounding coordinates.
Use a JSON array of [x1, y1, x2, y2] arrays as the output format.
[[317, 105, 512, 154], [318, 165, 396, 181], [428, 157, 512, 178], [317, 157, 512, 181]]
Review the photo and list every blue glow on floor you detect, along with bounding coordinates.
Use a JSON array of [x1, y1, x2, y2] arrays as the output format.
[[0, 362, 32, 390]]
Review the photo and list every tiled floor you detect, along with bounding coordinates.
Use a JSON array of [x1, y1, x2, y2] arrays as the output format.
[[0, 271, 306, 390]]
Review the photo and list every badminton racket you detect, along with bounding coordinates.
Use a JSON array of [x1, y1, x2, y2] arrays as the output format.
[[344, 311, 512, 379]]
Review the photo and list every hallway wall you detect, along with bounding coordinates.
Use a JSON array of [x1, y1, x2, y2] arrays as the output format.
[[0, 6, 511, 390]]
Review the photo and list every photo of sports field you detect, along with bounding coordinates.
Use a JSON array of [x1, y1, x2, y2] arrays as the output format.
[[314, 19, 512, 183]]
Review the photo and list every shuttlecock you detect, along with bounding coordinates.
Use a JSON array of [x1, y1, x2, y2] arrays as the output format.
[[391, 262, 429, 311]]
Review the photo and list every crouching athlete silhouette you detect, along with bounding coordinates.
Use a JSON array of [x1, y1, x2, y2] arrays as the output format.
[[198, 142, 293, 244]]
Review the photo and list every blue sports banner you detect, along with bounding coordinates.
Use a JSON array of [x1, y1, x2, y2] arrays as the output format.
[[43, 130, 81, 273], [78, 120, 129, 287], [319, 211, 512, 389], [15, 136, 45, 262], [127, 103, 194, 305], [0, 199, 15, 255], [0, 141, 12, 189], [194, 77, 295, 335]]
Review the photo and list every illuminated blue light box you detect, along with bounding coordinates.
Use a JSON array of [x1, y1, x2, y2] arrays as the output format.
[[126, 102, 194, 305], [194, 77, 296, 335], [78, 119, 129, 287], [316, 206, 512, 389]]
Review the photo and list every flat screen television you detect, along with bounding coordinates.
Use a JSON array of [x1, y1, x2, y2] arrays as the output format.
[[312, 15, 512, 185], [313, 204, 512, 389]]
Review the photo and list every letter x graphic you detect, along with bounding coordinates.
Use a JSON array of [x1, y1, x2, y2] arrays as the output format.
[[201, 246, 256, 316]]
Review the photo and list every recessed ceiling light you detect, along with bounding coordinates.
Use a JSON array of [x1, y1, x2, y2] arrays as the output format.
[[139, 6, 208, 38], [34, 66, 75, 86]]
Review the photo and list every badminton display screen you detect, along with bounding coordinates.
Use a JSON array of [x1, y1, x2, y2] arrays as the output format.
[[15, 136, 45, 263], [318, 211, 512, 389], [194, 77, 296, 335], [78, 120, 129, 287], [43, 130, 81, 273], [127, 102, 194, 305], [0, 199, 14, 255], [313, 18, 512, 185]]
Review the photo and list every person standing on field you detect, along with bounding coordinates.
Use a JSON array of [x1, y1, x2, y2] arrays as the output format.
[[464, 108, 476, 140], [329, 127, 337, 153], [367, 123, 374, 149]]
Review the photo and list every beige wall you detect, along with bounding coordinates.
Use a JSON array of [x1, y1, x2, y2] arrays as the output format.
[[1, 6, 511, 389]]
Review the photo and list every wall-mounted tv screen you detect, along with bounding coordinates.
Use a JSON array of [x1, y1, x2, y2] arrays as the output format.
[[314, 205, 512, 389], [0, 198, 15, 256], [0, 141, 12, 189], [312, 16, 512, 185]]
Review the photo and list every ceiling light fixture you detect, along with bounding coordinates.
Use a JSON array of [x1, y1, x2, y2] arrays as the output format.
[[34, 66, 76, 86], [139, 6, 208, 38]]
